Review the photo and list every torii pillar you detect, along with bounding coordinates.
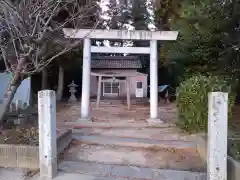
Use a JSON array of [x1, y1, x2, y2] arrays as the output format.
[[80, 38, 91, 120], [147, 40, 164, 124]]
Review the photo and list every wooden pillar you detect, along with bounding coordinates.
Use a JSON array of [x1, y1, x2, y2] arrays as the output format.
[[126, 77, 131, 110], [38, 90, 57, 179], [81, 38, 91, 120], [165, 90, 170, 104], [96, 76, 102, 108], [208, 92, 228, 180]]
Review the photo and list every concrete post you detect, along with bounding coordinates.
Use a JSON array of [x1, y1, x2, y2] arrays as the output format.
[[38, 90, 57, 179], [96, 76, 102, 108], [148, 40, 163, 124], [81, 38, 91, 120], [208, 92, 228, 180]]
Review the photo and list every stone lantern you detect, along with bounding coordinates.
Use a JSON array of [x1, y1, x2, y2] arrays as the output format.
[[68, 81, 78, 102]]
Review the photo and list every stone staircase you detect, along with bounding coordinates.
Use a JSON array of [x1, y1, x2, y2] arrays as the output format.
[[59, 122, 207, 180]]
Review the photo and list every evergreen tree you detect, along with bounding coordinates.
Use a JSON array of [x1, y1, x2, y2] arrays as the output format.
[[154, 0, 240, 81]]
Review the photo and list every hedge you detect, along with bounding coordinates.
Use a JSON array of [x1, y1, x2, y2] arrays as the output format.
[[176, 74, 236, 132]]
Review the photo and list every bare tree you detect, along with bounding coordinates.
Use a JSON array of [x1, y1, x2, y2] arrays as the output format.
[[0, 0, 99, 122]]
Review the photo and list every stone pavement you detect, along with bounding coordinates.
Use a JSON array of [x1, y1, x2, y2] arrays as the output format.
[[0, 168, 27, 180], [58, 160, 206, 180], [0, 168, 206, 180], [0, 166, 207, 180], [32, 170, 206, 180]]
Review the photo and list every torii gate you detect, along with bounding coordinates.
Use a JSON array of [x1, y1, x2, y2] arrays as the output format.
[[63, 28, 178, 124]]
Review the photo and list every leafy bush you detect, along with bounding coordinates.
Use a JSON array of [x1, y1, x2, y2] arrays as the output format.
[[176, 74, 236, 132]]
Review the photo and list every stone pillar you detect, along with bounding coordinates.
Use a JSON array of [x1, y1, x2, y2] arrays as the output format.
[[81, 38, 91, 120], [96, 76, 102, 108], [147, 40, 163, 124], [208, 92, 228, 180], [38, 90, 57, 179]]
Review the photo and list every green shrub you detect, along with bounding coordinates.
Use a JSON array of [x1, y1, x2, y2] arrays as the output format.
[[176, 74, 236, 132]]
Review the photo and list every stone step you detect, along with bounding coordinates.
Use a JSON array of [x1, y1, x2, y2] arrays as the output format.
[[72, 127, 195, 141], [90, 99, 149, 104], [62, 144, 206, 171], [71, 134, 197, 149], [58, 161, 207, 180], [61, 121, 175, 129]]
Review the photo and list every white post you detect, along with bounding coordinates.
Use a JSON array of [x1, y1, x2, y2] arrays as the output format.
[[208, 92, 228, 180], [38, 90, 57, 179], [148, 40, 163, 123], [81, 38, 91, 120]]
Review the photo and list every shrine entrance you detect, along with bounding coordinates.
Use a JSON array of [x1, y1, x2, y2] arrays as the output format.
[[102, 79, 120, 97], [63, 28, 178, 123], [91, 72, 132, 110]]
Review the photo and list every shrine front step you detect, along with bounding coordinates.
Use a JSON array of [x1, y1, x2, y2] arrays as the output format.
[[72, 127, 196, 142], [71, 134, 198, 150], [62, 121, 175, 129], [90, 98, 149, 104]]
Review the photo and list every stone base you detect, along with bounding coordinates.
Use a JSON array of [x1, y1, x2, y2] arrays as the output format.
[[147, 118, 164, 125]]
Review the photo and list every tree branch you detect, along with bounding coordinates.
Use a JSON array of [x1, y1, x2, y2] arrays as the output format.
[[0, 0, 99, 76]]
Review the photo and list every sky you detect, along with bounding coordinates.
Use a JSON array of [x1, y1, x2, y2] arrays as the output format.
[[98, 0, 156, 47], [99, 0, 156, 30]]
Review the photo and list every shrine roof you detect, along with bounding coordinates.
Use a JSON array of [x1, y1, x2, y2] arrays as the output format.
[[91, 56, 142, 69]]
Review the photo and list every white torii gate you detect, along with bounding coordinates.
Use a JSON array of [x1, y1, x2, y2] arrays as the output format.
[[63, 28, 178, 123]]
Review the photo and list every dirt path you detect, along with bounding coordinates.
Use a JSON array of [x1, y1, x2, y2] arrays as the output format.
[[56, 102, 177, 124]]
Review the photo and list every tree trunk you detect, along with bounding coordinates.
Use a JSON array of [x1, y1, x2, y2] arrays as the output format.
[[0, 58, 26, 123], [56, 65, 64, 101], [41, 67, 48, 90]]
